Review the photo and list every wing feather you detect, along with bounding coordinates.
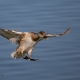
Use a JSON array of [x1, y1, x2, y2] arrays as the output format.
[[0, 28, 22, 43], [46, 27, 71, 38]]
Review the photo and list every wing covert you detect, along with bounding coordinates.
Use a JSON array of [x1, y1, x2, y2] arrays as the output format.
[[46, 27, 71, 38], [0, 28, 22, 43]]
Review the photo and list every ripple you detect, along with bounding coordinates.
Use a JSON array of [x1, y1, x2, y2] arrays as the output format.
[[0, 0, 80, 80]]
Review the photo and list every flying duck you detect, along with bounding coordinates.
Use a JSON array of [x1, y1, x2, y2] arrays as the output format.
[[0, 28, 70, 61]]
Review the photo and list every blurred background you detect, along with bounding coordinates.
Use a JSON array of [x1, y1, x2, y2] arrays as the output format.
[[0, 0, 80, 80]]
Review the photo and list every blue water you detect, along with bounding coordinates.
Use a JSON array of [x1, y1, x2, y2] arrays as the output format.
[[0, 0, 80, 80]]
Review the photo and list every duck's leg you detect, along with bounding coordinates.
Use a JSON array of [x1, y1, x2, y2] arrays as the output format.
[[23, 49, 39, 61]]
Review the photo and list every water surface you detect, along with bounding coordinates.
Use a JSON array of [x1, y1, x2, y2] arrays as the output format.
[[0, 0, 80, 80]]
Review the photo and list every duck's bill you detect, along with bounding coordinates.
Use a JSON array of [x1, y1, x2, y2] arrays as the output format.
[[44, 36, 49, 40]]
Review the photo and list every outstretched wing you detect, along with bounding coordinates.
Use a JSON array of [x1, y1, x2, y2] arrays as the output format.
[[0, 28, 22, 44], [46, 27, 71, 38]]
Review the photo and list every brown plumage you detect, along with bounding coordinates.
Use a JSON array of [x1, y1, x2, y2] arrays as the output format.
[[0, 27, 71, 61]]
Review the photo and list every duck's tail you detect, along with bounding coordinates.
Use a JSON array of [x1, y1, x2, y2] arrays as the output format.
[[11, 51, 22, 59]]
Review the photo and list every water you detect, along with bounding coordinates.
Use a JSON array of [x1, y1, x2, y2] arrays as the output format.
[[0, 0, 80, 80]]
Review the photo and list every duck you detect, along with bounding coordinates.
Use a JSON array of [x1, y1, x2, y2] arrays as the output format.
[[0, 27, 70, 61]]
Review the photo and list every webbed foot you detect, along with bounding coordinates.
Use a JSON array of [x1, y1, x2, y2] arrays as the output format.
[[23, 56, 39, 61]]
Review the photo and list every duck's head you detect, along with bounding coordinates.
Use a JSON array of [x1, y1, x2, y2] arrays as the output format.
[[38, 31, 48, 40]]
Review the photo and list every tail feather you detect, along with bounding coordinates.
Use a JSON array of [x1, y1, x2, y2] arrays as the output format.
[[11, 51, 22, 59]]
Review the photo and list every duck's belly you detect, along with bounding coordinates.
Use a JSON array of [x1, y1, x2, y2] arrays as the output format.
[[24, 40, 36, 51]]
